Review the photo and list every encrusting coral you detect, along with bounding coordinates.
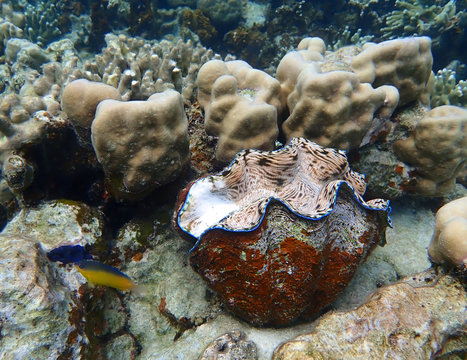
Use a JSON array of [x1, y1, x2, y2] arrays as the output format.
[[428, 196, 467, 268], [393, 105, 467, 196], [175, 138, 390, 326], [91, 89, 190, 198], [197, 59, 282, 163]]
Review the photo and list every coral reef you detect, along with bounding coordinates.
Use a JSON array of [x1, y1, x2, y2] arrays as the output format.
[[428, 196, 467, 268], [197, 36, 435, 163], [0, 0, 466, 355], [197, 59, 282, 163], [351, 36, 433, 106], [3, 0, 90, 49], [91, 90, 190, 198], [78, 33, 220, 101], [175, 138, 389, 326], [1, 31, 220, 127], [276, 36, 436, 152], [0, 28, 225, 209], [282, 69, 399, 150], [431, 68, 467, 107], [393, 105, 467, 196], [381, 0, 461, 40], [22, 0, 66, 46]]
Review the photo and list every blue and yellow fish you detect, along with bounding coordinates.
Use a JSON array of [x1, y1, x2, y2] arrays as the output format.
[[75, 260, 138, 292]]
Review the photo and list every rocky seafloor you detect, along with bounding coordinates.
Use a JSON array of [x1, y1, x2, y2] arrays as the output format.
[[0, 1, 466, 359]]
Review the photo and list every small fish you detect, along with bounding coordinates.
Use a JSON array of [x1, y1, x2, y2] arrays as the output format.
[[75, 260, 137, 292], [47, 244, 93, 264]]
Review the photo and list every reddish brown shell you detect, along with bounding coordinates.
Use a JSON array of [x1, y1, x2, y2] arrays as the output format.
[[174, 138, 390, 326], [189, 191, 387, 326]]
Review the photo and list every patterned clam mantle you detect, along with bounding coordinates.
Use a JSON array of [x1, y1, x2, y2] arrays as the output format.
[[175, 137, 391, 326], [177, 137, 390, 239]]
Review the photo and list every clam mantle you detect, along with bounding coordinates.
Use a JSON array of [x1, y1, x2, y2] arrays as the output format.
[[177, 137, 390, 239], [175, 138, 391, 326]]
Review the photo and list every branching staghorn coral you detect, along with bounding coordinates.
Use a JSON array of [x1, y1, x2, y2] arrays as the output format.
[[431, 68, 467, 107], [381, 0, 461, 39], [77, 33, 220, 101], [7, 0, 70, 46], [0, 17, 23, 55], [330, 26, 374, 50]]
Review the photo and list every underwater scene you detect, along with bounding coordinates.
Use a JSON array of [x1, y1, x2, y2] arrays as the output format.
[[0, 0, 466, 359]]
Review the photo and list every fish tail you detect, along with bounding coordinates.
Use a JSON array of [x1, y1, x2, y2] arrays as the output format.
[[130, 284, 148, 297]]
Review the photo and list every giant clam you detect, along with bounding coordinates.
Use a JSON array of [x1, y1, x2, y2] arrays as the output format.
[[174, 138, 390, 326]]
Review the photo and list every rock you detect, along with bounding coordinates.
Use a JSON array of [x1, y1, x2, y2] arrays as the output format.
[[0, 234, 88, 359], [1, 199, 106, 250], [272, 268, 467, 359], [199, 329, 258, 360], [428, 196, 467, 268]]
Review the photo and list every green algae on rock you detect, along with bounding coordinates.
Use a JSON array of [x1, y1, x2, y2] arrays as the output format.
[[1, 199, 106, 250]]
